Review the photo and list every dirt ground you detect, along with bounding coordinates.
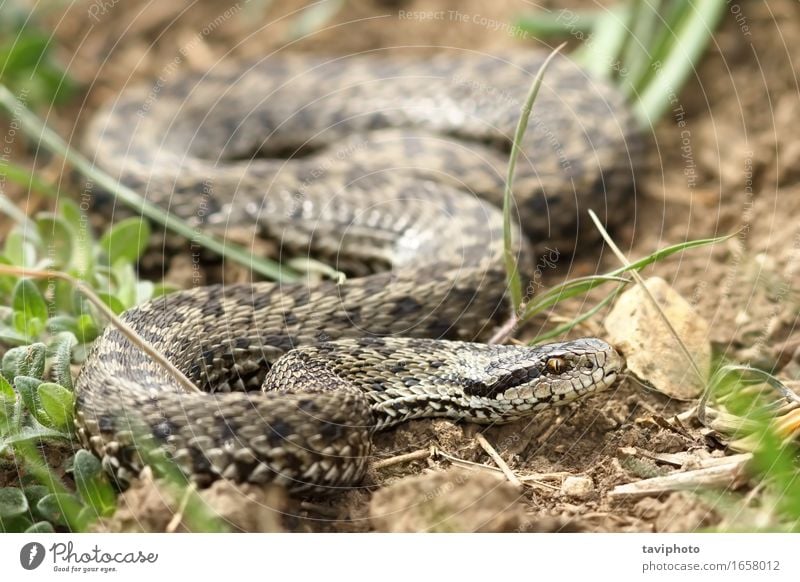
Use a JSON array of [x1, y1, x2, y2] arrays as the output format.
[[3, 0, 800, 532]]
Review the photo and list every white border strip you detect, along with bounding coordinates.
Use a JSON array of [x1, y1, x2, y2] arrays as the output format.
[[2, 533, 798, 580]]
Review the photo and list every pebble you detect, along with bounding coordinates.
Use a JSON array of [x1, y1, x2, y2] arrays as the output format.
[[561, 475, 594, 500]]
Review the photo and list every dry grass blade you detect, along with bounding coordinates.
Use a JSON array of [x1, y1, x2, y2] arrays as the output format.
[[475, 433, 523, 489], [587, 209, 707, 393], [0, 264, 199, 395]]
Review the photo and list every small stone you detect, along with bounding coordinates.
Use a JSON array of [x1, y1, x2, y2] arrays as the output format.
[[605, 276, 711, 400], [734, 311, 750, 326], [561, 475, 594, 500]]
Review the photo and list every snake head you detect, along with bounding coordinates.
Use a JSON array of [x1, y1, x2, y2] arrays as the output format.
[[462, 338, 624, 410]]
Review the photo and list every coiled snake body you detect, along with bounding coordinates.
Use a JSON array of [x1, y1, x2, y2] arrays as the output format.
[[77, 50, 638, 494]]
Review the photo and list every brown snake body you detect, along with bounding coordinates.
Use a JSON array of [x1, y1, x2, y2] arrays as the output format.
[[77, 50, 637, 494]]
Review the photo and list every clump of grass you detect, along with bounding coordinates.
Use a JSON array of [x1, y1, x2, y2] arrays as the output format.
[[495, 42, 735, 343], [703, 365, 800, 531], [496, 2, 731, 343], [517, 0, 728, 127], [0, 198, 224, 531], [0, 334, 222, 532]]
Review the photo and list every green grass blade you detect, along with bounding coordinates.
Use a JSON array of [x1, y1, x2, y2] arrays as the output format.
[[571, 4, 635, 78], [0, 159, 61, 198], [521, 0, 724, 129], [522, 274, 630, 319], [503, 44, 566, 313], [521, 231, 736, 322], [711, 364, 800, 407], [529, 283, 625, 344], [633, 0, 727, 126], [620, 0, 688, 93], [618, 0, 663, 88], [515, 9, 602, 37], [0, 193, 35, 228]]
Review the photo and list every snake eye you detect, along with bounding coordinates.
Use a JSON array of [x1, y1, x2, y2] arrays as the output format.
[[546, 357, 566, 374]]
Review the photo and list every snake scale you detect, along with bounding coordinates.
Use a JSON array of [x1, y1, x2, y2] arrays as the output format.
[[77, 50, 639, 494]]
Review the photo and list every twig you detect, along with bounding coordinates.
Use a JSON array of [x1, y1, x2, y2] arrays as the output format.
[[609, 454, 752, 500], [521, 479, 560, 492], [475, 433, 523, 489], [618, 446, 687, 468], [676, 405, 699, 423], [166, 482, 196, 533], [517, 471, 572, 481], [488, 313, 519, 346], [517, 472, 565, 491], [535, 415, 563, 444], [435, 449, 502, 474], [373, 447, 434, 469]]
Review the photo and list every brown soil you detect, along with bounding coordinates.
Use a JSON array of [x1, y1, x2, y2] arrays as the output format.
[[3, 0, 799, 532]]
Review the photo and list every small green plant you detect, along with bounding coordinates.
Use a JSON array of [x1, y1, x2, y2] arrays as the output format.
[[0, 198, 182, 532], [1, 341, 75, 440], [0, 339, 224, 532], [0, 199, 171, 349], [0, 444, 118, 532], [0, 339, 117, 532], [706, 366, 800, 531], [0, 204, 227, 530]]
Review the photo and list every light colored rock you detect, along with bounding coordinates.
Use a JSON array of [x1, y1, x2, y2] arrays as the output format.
[[605, 276, 711, 399], [561, 475, 594, 500]]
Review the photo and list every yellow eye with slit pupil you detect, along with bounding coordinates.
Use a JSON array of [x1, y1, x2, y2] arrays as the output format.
[[546, 357, 565, 374]]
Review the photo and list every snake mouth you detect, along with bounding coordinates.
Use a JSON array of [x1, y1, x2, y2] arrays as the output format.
[[603, 371, 618, 386], [601, 347, 626, 387]]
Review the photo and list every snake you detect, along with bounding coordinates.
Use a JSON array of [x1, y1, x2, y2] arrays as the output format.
[[76, 49, 639, 495]]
